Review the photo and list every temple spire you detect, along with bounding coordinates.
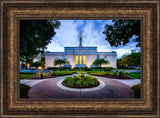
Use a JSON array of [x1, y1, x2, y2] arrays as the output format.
[[79, 32, 82, 47]]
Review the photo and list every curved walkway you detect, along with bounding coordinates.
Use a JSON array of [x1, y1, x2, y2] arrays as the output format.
[[27, 75, 137, 99]]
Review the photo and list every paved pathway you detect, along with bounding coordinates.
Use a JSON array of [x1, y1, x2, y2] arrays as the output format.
[[20, 79, 49, 87], [108, 78, 141, 87], [22, 75, 141, 99]]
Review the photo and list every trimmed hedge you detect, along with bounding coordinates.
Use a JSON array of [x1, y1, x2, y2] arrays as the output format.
[[20, 84, 31, 98], [48, 67, 113, 71], [71, 66, 92, 71], [47, 67, 71, 71], [90, 71, 118, 76], [52, 71, 72, 76], [131, 84, 140, 98], [101, 67, 113, 71]]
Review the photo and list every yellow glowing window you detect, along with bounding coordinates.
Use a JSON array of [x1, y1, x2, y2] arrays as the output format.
[[80, 56, 82, 64], [83, 56, 86, 64], [76, 56, 78, 64]]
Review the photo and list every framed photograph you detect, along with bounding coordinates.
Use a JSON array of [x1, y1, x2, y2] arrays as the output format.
[[0, 0, 159, 117]]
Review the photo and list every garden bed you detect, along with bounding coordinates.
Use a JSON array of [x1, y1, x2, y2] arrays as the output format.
[[102, 75, 135, 79], [62, 72, 100, 88], [22, 70, 138, 80], [90, 71, 135, 79], [26, 71, 73, 79]]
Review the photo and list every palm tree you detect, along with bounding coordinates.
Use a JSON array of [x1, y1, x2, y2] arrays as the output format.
[[92, 58, 110, 67], [54, 58, 68, 67]]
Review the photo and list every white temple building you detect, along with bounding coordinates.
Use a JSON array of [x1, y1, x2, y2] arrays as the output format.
[[45, 34, 117, 68]]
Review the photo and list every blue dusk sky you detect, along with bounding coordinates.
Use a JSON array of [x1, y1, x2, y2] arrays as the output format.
[[46, 20, 140, 59]]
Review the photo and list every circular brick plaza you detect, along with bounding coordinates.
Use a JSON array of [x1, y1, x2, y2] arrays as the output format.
[[28, 75, 135, 99]]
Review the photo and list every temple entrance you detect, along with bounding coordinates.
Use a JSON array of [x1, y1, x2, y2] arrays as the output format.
[[75, 55, 86, 67]]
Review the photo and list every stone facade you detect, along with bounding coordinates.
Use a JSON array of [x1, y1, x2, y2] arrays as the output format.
[[45, 35, 117, 68]]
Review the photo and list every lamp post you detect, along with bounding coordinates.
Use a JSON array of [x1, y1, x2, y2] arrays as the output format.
[[27, 63, 30, 69], [40, 71, 43, 79], [38, 66, 42, 70], [38, 66, 43, 79]]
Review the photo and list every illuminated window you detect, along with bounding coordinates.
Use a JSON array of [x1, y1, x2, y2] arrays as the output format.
[[83, 56, 86, 64], [76, 56, 78, 64], [80, 56, 82, 64]]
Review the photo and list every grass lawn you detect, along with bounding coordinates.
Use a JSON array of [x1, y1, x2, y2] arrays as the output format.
[[20, 73, 35, 79], [113, 69, 138, 70], [126, 73, 141, 79], [20, 84, 31, 98]]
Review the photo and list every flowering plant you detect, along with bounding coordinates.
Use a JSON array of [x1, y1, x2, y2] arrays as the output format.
[[77, 72, 86, 79]]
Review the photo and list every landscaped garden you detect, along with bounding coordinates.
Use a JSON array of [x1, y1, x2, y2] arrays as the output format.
[[19, 20, 141, 99], [62, 72, 100, 88], [20, 67, 141, 80], [20, 67, 141, 98]]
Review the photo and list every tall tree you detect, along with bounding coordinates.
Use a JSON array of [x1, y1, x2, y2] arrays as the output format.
[[20, 20, 60, 69], [54, 58, 69, 67], [31, 61, 41, 68], [37, 53, 45, 68], [103, 20, 140, 47], [92, 58, 110, 67], [117, 51, 141, 67]]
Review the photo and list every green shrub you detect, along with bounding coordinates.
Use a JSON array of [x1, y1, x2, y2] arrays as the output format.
[[77, 72, 86, 78], [73, 66, 91, 71], [67, 81, 74, 87], [90, 71, 118, 76], [20, 84, 31, 98], [88, 81, 96, 86], [91, 67, 102, 69], [71, 71, 78, 74], [106, 71, 118, 76], [47, 67, 60, 70], [90, 72, 107, 76], [75, 79, 83, 85], [63, 76, 72, 82], [47, 67, 71, 71], [82, 81, 89, 88], [101, 67, 113, 71], [131, 84, 140, 98], [62, 75, 100, 88], [72, 75, 78, 79], [35, 71, 53, 79], [53, 71, 72, 76]]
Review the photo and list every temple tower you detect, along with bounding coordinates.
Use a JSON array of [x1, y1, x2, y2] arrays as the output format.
[[79, 32, 83, 47]]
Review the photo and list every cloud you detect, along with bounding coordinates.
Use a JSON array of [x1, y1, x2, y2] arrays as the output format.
[[46, 40, 64, 52], [47, 20, 79, 51], [46, 20, 140, 58]]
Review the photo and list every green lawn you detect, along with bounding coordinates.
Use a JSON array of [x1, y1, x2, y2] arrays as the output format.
[[113, 69, 139, 70], [20, 73, 35, 79], [20, 84, 31, 98], [126, 73, 141, 79]]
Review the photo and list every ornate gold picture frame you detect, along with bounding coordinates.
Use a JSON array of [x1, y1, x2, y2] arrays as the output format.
[[0, 0, 159, 117]]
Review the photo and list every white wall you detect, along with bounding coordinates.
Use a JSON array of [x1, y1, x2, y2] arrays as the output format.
[[45, 55, 62, 68], [99, 55, 117, 68], [86, 55, 97, 67], [65, 54, 74, 67], [45, 54, 117, 68]]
